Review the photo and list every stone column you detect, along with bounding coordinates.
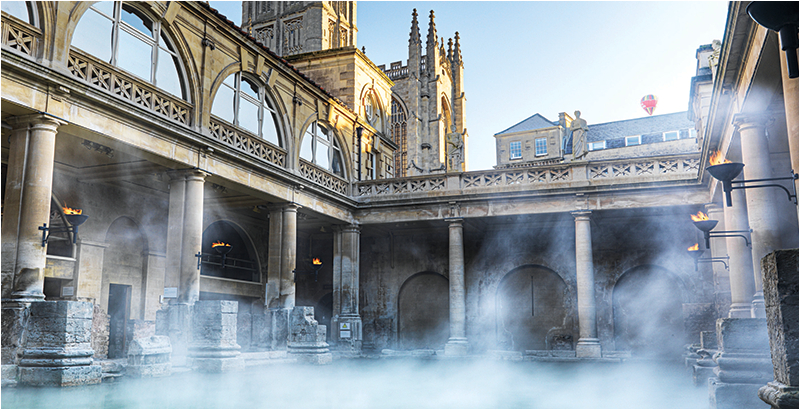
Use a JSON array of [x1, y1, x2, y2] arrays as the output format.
[[735, 114, 783, 317], [723, 181, 756, 318], [332, 224, 362, 355], [709, 318, 773, 409], [1, 121, 29, 299], [778, 50, 799, 213], [178, 170, 206, 305], [758, 250, 798, 409], [706, 203, 731, 318], [11, 116, 64, 302], [188, 300, 243, 372], [280, 203, 299, 309], [163, 172, 186, 302], [265, 206, 283, 309], [444, 218, 469, 356], [572, 211, 601, 357]]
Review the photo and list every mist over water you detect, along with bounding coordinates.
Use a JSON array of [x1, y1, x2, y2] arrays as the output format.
[[2, 359, 705, 409]]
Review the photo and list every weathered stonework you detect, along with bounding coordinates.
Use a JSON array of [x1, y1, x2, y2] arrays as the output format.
[[91, 304, 109, 359], [126, 335, 172, 378], [17, 301, 101, 387], [758, 249, 798, 409], [288, 306, 331, 365], [709, 318, 772, 409], [188, 301, 244, 373]]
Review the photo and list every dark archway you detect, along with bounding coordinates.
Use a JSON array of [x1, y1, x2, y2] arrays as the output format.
[[612, 265, 685, 357], [397, 272, 449, 350], [315, 293, 333, 342], [201, 220, 258, 282], [496, 265, 572, 351]]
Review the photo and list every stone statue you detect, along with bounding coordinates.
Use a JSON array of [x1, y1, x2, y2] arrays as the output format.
[[571, 110, 588, 159], [446, 130, 464, 172]]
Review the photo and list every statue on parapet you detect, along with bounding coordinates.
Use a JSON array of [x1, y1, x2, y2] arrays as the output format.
[[571, 110, 588, 159]]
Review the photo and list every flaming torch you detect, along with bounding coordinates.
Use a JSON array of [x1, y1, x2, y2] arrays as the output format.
[[39, 205, 89, 247], [212, 241, 232, 268], [706, 151, 745, 207], [687, 243, 703, 261]]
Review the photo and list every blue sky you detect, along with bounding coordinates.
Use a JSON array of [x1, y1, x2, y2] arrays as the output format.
[[209, 1, 730, 171]]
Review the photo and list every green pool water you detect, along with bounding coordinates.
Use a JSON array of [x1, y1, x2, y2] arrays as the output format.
[[2, 359, 706, 408]]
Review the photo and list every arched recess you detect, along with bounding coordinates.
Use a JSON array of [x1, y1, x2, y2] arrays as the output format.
[[200, 220, 261, 282], [358, 85, 385, 134], [612, 265, 686, 357], [495, 265, 573, 351], [298, 114, 347, 178], [209, 69, 285, 149], [67, 1, 192, 102], [390, 95, 408, 177], [397, 272, 449, 350], [441, 94, 453, 133], [101, 216, 148, 359]]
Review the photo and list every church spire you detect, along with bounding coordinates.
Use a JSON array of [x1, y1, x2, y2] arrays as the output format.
[[426, 10, 438, 75], [426, 10, 438, 50], [453, 31, 462, 65], [447, 37, 453, 61], [409, 8, 420, 46]]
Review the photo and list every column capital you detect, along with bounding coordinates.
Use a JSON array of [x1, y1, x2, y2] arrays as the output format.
[[571, 210, 592, 220], [282, 202, 301, 212], [445, 217, 464, 227], [341, 223, 361, 234], [6, 114, 66, 130], [732, 112, 771, 130], [167, 168, 209, 181]]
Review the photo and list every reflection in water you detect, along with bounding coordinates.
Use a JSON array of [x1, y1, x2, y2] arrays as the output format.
[[3, 359, 705, 408]]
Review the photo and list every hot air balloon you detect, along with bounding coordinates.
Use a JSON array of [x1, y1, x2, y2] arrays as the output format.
[[641, 95, 658, 115]]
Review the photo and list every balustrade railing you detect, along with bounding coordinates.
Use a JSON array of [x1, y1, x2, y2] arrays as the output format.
[[1, 15, 40, 58], [67, 49, 192, 127], [355, 154, 700, 199], [299, 159, 349, 195], [209, 116, 286, 168]]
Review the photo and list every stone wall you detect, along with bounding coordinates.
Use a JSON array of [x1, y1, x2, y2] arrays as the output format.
[[91, 304, 109, 359]]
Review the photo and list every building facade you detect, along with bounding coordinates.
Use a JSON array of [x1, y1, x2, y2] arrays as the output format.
[[1, 1, 797, 400]]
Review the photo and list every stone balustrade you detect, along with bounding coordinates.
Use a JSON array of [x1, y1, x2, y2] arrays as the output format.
[[209, 116, 286, 168], [355, 154, 701, 200], [67, 49, 192, 127], [299, 159, 349, 195], [1, 15, 39, 58]]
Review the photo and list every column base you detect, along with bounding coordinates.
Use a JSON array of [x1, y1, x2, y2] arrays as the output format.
[[575, 338, 602, 358], [331, 315, 362, 356], [758, 381, 798, 409], [444, 338, 469, 356], [728, 303, 753, 318], [751, 293, 766, 318], [709, 377, 769, 409], [19, 364, 101, 387]]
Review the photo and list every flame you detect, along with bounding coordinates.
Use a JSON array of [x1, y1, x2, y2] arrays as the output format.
[[212, 241, 230, 248], [63, 206, 82, 215], [690, 211, 709, 222], [312, 258, 322, 265], [688, 243, 699, 251], [709, 150, 732, 166]]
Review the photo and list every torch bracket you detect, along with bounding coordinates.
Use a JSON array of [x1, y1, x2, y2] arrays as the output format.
[[706, 229, 752, 249], [293, 264, 323, 282], [694, 255, 730, 271], [724, 172, 798, 207], [196, 252, 202, 270], [39, 223, 80, 247]]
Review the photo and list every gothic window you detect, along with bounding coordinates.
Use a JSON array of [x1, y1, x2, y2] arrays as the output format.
[[391, 99, 407, 177], [71, 1, 187, 100], [211, 72, 282, 147], [300, 121, 343, 176], [283, 17, 303, 54], [2, 1, 37, 25]]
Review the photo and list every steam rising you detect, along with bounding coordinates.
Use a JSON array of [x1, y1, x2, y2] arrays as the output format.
[[2, 359, 705, 408]]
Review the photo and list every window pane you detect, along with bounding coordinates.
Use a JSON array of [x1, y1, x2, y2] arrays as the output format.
[[317, 141, 330, 169], [118, 29, 153, 81], [241, 78, 259, 100], [300, 130, 314, 162], [72, 8, 114, 63], [211, 82, 235, 120], [535, 138, 547, 156], [262, 111, 280, 146], [92, 2, 114, 18], [121, 4, 153, 37], [331, 150, 342, 176], [156, 47, 183, 98], [2, 2, 30, 23], [238, 98, 260, 135]]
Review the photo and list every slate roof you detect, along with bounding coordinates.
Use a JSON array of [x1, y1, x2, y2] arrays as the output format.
[[585, 111, 693, 142], [495, 113, 558, 135]]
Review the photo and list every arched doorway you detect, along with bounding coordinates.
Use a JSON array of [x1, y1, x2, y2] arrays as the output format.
[[496, 265, 572, 351], [613, 265, 685, 357], [102, 217, 147, 358], [201, 221, 258, 282], [397, 272, 449, 350]]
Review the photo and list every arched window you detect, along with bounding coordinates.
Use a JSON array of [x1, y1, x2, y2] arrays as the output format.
[[300, 121, 343, 176], [2, 1, 37, 25], [391, 99, 407, 177], [211, 72, 281, 147], [71, 2, 186, 99], [363, 92, 383, 131]]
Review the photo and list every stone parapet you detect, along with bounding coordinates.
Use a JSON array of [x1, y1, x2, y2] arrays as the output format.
[[188, 300, 243, 372], [17, 301, 100, 386]]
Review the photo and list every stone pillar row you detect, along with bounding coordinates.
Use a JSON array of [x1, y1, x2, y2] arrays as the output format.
[[573, 211, 602, 358], [444, 218, 468, 356]]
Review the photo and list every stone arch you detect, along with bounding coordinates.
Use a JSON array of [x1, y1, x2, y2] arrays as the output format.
[[612, 264, 686, 357], [495, 264, 573, 351], [397, 271, 449, 350], [200, 220, 261, 282]]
